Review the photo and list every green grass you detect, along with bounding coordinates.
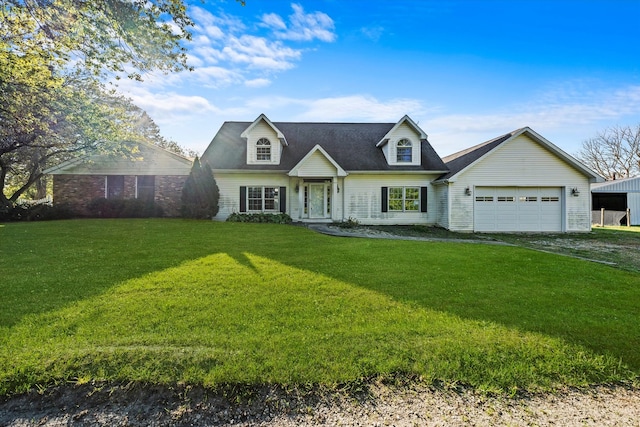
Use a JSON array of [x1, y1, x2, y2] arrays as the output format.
[[1, 220, 639, 396]]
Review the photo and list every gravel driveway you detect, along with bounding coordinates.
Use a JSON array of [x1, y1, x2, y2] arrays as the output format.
[[2, 382, 640, 426]]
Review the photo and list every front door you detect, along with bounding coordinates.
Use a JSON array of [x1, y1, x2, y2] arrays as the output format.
[[308, 184, 325, 218]]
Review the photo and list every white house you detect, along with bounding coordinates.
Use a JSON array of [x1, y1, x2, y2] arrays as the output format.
[[200, 114, 602, 232]]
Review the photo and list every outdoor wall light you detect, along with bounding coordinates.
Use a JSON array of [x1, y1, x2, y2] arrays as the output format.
[[571, 187, 580, 196], [295, 184, 299, 193], [465, 186, 472, 196]]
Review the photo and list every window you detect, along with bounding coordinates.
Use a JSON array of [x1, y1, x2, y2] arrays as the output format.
[[519, 196, 538, 202], [475, 196, 494, 202], [497, 196, 515, 202], [396, 139, 412, 162], [256, 138, 271, 161], [389, 186, 420, 211], [136, 176, 155, 202], [247, 186, 279, 211], [106, 175, 124, 199], [541, 196, 560, 202]]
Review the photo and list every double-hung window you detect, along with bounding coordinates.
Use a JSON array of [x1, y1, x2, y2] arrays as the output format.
[[256, 138, 271, 161], [247, 186, 279, 211], [382, 186, 427, 213], [396, 139, 412, 163], [389, 186, 420, 211]]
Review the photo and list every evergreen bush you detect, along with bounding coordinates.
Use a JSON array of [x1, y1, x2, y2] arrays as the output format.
[[181, 157, 220, 219]]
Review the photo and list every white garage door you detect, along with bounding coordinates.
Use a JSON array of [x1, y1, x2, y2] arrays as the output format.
[[474, 187, 563, 232]]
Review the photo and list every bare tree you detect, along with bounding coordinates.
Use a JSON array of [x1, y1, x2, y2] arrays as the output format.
[[577, 125, 640, 180]]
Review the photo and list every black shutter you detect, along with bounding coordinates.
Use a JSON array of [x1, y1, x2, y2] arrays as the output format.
[[240, 186, 246, 212], [279, 186, 286, 213], [420, 187, 428, 212], [381, 187, 388, 212]]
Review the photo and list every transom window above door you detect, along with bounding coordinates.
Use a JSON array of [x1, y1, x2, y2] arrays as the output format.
[[256, 138, 271, 161], [396, 139, 412, 162]]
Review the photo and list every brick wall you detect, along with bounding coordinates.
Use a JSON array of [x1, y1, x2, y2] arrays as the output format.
[[53, 175, 105, 215], [53, 174, 187, 217], [156, 175, 188, 217]]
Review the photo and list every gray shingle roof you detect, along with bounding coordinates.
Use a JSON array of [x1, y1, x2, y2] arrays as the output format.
[[201, 121, 448, 172]]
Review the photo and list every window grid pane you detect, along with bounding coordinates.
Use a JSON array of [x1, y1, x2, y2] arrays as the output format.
[[389, 187, 403, 211], [404, 187, 419, 211], [396, 139, 412, 162], [256, 138, 271, 161], [247, 186, 280, 211], [248, 186, 262, 211], [388, 186, 420, 212]]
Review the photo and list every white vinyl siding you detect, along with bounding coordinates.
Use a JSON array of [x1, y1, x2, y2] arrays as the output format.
[[295, 151, 337, 177], [212, 173, 289, 220], [435, 184, 450, 229], [447, 134, 592, 232], [343, 174, 438, 225]]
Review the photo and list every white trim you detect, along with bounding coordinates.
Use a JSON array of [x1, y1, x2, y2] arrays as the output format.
[[241, 113, 288, 146], [376, 115, 428, 147]]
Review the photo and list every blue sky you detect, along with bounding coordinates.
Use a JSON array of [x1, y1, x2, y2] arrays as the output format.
[[119, 0, 640, 157]]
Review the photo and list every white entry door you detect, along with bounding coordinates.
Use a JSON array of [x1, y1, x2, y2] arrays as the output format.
[[308, 184, 326, 218]]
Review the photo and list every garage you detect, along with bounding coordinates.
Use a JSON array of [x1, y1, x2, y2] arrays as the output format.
[[474, 187, 563, 232]]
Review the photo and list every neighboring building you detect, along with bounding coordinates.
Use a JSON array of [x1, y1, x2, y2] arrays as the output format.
[[591, 177, 640, 226], [200, 114, 602, 232], [44, 142, 192, 216]]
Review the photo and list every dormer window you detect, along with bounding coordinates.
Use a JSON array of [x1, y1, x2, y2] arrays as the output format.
[[396, 139, 412, 162], [256, 138, 271, 161]]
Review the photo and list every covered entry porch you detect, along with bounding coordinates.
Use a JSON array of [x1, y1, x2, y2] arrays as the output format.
[[287, 145, 348, 223]]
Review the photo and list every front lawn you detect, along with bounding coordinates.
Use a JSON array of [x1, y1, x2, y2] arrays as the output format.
[[0, 220, 638, 395]]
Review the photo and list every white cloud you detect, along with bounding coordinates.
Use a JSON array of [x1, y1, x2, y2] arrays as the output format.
[[221, 35, 301, 70], [424, 84, 640, 155], [241, 95, 427, 122], [261, 13, 287, 30], [360, 26, 385, 42], [244, 78, 271, 88], [126, 90, 219, 125], [296, 95, 426, 122], [190, 66, 243, 88], [261, 3, 336, 42]]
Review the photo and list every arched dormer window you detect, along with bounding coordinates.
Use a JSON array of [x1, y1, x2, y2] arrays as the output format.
[[396, 139, 412, 162], [256, 138, 271, 161]]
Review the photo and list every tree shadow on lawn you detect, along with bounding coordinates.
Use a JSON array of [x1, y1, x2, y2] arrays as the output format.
[[0, 219, 251, 328], [2, 220, 639, 373], [260, 232, 640, 372]]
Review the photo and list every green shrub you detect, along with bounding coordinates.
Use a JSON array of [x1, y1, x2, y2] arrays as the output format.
[[0, 203, 75, 222], [336, 216, 360, 228], [86, 198, 164, 218], [226, 212, 292, 224]]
